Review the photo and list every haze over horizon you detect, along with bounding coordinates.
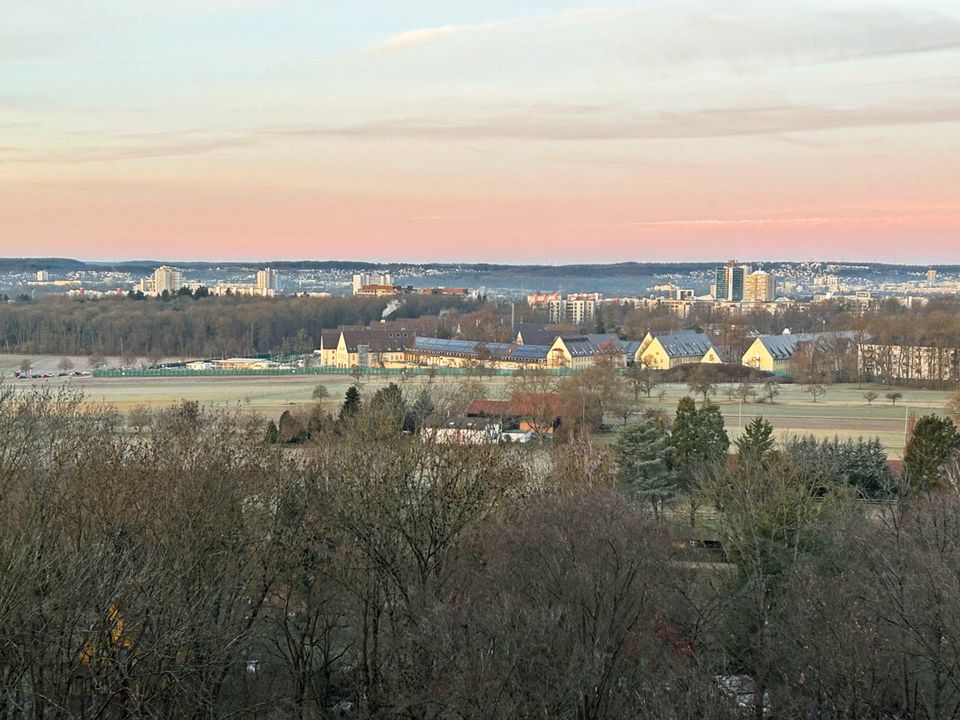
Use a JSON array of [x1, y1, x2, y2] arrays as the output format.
[[2, 1, 958, 262]]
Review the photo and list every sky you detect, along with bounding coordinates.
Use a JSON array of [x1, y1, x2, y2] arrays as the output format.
[[1, 0, 958, 263]]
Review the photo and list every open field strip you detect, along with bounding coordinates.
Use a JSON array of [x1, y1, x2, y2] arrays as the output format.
[[1, 356, 951, 457]]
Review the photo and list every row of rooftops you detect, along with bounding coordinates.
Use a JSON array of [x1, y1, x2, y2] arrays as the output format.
[[319, 317, 867, 364]]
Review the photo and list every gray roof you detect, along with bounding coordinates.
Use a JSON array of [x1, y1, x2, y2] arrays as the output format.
[[652, 331, 716, 359], [623, 340, 643, 358], [560, 334, 626, 358], [412, 336, 550, 362], [516, 323, 561, 346], [323, 329, 413, 353], [753, 331, 861, 360]]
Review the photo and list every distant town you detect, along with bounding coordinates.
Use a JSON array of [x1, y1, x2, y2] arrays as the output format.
[[3, 258, 956, 309]]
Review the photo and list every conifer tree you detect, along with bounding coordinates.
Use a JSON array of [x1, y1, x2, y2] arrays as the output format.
[[671, 397, 730, 483], [736, 416, 776, 466], [904, 415, 960, 490], [340, 385, 362, 421], [614, 419, 676, 519]]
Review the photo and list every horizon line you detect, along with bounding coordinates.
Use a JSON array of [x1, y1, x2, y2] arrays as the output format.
[[0, 256, 954, 268]]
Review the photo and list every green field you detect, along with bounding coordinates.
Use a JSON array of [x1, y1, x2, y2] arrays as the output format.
[[2, 355, 950, 458]]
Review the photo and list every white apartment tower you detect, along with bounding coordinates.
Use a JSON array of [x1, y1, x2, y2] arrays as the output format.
[[547, 293, 599, 326], [352, 271, 393, 294], [153, 265, 183, 294], [256, 267, 279, 293]]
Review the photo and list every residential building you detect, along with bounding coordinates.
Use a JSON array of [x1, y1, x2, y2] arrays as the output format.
[[546, 293, 601, 325], [408, 337, 551, 370], [403, 332, 624, 371], [715, 260, 750, 302], [547, 334, 626, 370], [742, 331, 861, 375], [36, 270, 49, 282], [352, 271, 393, 294], [153, 266, 183, 295], [527, 291, 561, 306], [421, 419, 505, 445], [743, 270, 776, 302], [318, 328, 414, 368], [860, 343, 960, 384], [635, 330, 720, 369], [465, 394, 562, 437], [255, 268, 279, 293], [354, 284, 415, 297], [515, 323, 563, 345]]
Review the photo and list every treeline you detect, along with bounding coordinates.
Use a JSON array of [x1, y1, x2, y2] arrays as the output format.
[[3, 386, 960, 718], [0, 295, 475, 359]]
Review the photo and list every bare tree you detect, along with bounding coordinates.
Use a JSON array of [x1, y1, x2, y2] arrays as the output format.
[[762, 378, 780, 404]]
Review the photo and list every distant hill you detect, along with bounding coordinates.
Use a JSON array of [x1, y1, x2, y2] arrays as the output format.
[[1, 258, 954, 276]]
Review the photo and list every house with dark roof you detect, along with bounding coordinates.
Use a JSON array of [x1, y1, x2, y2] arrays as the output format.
[[742, 331, 861, 375], [548, 333, 627, 369], [636, 330, 721, 369], [515, 323, 563, 346], [318, 329, 414, 368], [408, 337, 552, 369]]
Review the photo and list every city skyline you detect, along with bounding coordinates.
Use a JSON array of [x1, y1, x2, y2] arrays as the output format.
[[2, 0, 958, 262]]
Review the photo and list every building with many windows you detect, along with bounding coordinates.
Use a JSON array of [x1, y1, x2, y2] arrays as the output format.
[[352, 271, 393, 294], [743, 269, 776, 303], [256, 268, 279, 293], [634, 330, 721, 369], [546, 293, 601, 326], [153, 265, 183, 295], [714, 260, 750, 302]]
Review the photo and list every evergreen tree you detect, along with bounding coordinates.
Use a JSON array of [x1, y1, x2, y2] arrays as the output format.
[[904, 415, 960, 490], [408, 388, 436, 432], [736, 416, 776, 466], [369, 382, 407, 429], [339, 385, 362, 422], [613, 419, 677, 518], [670, 397, 730, 483], [783, 434, 894, 498], [697, 403, 730, 462]]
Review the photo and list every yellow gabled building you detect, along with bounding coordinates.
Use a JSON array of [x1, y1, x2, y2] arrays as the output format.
[[636, 331, 720, 369], [742, 331, 859, 375], [318, 329, 413, 369], [547, 334, 627, 370]]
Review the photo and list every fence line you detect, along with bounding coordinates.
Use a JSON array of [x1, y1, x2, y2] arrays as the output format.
[[92, 366, 577, 378]]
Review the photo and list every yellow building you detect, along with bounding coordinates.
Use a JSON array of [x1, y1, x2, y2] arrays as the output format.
[[743, 270, 776, 302], [741, 332, 859, 375], [635, 331, 719, 369], [547, 335, 626, 370], [319, 329, 413, 369]]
